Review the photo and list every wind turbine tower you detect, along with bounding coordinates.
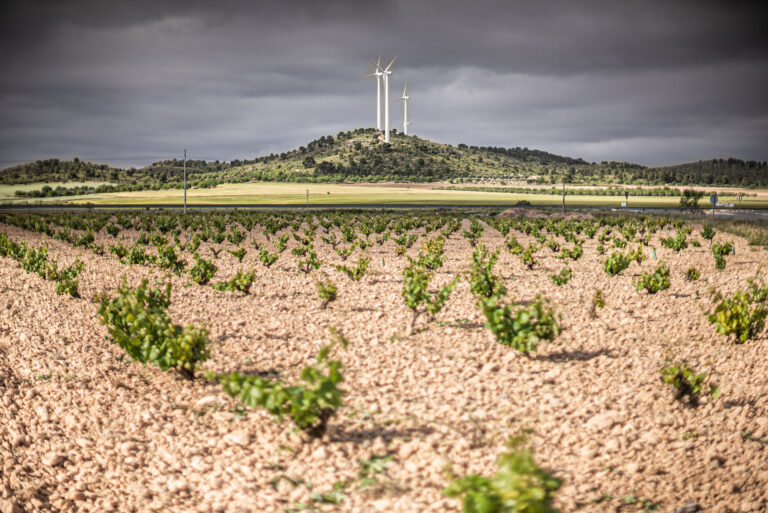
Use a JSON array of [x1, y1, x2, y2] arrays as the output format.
[[367, 57, 383, 130], [400, 82, 410, 135], [377, 57, 396, 143]]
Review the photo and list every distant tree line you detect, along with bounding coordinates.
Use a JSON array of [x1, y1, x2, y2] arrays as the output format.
[[3, 133, 766, 191]]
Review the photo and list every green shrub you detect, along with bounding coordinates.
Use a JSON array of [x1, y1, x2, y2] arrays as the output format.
[[108, 241, 128, 259], [125, 246, 151, 265], [701, 224, 715, 241], [336, 243, 356, 261], [685, 266, 700, 281], [316, 279, 338, 309], [207, 344, 345, 437], [635, 264, 670, 294], [228, 247, 247, 262], [227, 226, 246, 245], [402, 263, 458, 335], [469, 244, 506, 301], [462, 219, 484, 247], [603, 251, 631, 276], [593, 289, 605, 309], [612, 236, 627, 248], [660, 231, 688, 252], [55, 276, 79, 297], [258, 248, 279, 268], [276, 234, 290, 253], [589, 289, 605, 318], [518, 244, 537, 270], [479, 295, 560, 355], [708, 278, 768, 343], [628, 246, 645, 264], [0, 233, 21, 257], [55, 260, 84, 297], [544, 238, 559, 252], [558, 244, 583, 261], [75, 230, 95, 248], [105, 223, 121, 237], [297, 245, 322, 274], [212, 269, 256, 294], [97, 278, 209, 379], [394, 233, 418, 256], [659, 361, 720, 407], [444, 435, 561, 513], [22, 243, 50, 276], [189, 254, 217, 285], [409, 236, 446, 271], [505, 236, 522, 255], [711, 240, 733, 270], [550, 267, 572, 286], [336, 253, 368, 280], [322, 233, 339, 249], [157, 245, 186, 275]]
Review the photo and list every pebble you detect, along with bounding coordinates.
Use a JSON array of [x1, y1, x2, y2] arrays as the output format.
[[194, 396, 221, 408], [35, 406, 50, 422], [675, 502, 701, 513], [311, 446, 328, 460], [223, 430, 250, 446], [0, 499, 21, 513], [585, 411, 622, 431], [167, 478, 189, 493], [43, 452, 64, 467]]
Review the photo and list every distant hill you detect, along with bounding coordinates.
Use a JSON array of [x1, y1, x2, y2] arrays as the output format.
[[3, 129, 767, 195]]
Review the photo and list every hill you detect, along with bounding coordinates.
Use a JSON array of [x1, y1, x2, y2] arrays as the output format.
[[3, 129, 767, 197]]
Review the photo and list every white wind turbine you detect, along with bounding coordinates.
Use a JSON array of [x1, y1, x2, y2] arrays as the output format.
[[367, 57, 383, 130], [376, 57, 396, 143], [400, 81, 410, 135]]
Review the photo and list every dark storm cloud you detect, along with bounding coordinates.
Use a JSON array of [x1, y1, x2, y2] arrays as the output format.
[[1, 0, 767, 167]]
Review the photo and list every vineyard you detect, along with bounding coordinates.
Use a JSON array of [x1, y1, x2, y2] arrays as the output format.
[[1, 209, 767, 512]]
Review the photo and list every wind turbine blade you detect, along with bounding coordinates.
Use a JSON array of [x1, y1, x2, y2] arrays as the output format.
[[385, 55, 397, 71], [402, 81, 407, 96]]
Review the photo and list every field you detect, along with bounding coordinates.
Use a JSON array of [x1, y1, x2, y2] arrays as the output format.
[[2, 181, 768, 208], [1, 209, 767, 512]]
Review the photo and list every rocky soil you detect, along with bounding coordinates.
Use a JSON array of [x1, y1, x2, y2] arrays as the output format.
[[1, 215, 767, 513]]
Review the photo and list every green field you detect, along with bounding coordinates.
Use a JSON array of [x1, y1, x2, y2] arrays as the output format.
[[3, 182, 768, 208]]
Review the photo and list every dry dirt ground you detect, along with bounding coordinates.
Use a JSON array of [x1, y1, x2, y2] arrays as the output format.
[[1, 216, 767, 513]]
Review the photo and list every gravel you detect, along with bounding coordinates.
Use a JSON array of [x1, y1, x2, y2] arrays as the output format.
[[1, 215, 767, 512]]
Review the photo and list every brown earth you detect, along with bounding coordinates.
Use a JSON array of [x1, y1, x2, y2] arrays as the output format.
[[1, 218, 767, 513]]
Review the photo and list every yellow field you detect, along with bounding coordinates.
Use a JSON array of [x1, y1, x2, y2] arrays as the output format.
[[3, 181, 767, 208]]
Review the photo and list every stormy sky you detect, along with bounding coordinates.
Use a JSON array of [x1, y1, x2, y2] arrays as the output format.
[[1, 0, 767, 168]]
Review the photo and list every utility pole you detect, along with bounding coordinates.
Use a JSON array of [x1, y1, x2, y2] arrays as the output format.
[[562, 180, 565, 214], [183, 149, 187, 215]]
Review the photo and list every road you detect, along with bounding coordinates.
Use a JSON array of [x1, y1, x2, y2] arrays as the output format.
[[2, 202, 768, 220]]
